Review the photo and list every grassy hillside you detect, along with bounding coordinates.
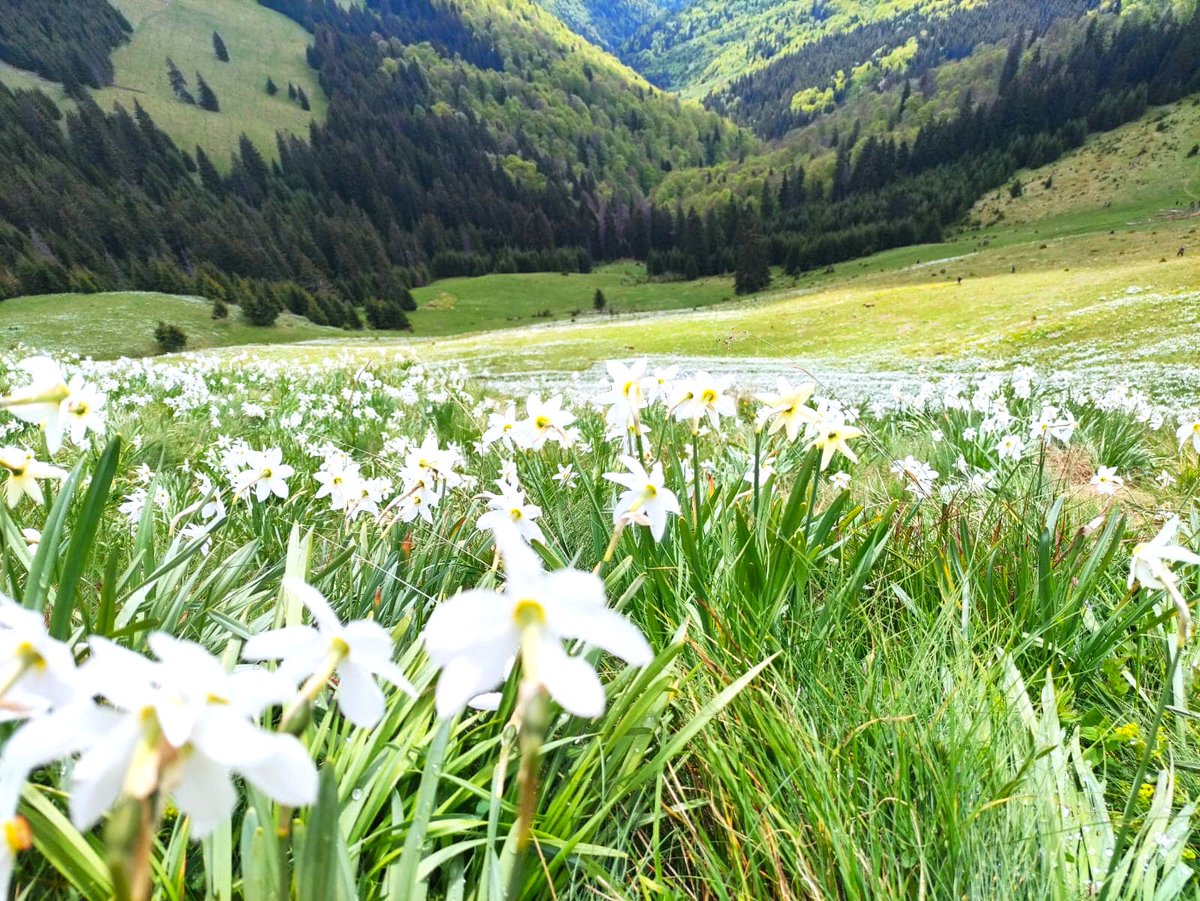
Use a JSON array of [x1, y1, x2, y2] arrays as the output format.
[[0, 0, 326, 164], [970, 99, 1200, 229], [92, 0, 326, 164], [409, 263, 735, 335], [0, 292, 341, 358], [0, 60, 72, 105]]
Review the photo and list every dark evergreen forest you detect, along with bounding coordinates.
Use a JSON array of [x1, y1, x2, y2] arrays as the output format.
[[0, 0, 131, 89]]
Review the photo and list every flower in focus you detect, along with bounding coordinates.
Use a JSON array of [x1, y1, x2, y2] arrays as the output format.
[[232, 448, 294, 502], [0, 447, 67, 508], [482, 403, 520, 448], [423, 528, 652, 718], [1090, 466, 1124, 496], [605, 456, 680, 541], [244, 578, 414, 729], [806, 417, 863, 471], [755, 378, 817, 442], [672, 372, 735, 434], [553, 463, 577, 488], [516, 394, 576, 451]]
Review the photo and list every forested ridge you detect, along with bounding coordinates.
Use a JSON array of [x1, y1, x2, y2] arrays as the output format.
[[0, 0, 131, 89], [706, 0, 1100, 139]]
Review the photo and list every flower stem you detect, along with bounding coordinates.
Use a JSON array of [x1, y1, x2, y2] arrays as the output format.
[[691, 430, 703, 532]]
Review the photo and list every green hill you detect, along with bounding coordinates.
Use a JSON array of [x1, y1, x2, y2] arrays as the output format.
[[0, 0, 325, 163], [0, 292, 341, 358]]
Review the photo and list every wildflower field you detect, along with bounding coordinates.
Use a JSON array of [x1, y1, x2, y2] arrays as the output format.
[[0, 347, 1199, 900]]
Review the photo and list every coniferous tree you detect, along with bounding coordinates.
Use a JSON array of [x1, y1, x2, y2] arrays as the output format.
[[265, 76, 278, 96], [296, 86, 311, 111], [166, 58, 195, 105], [212, 31, 229, 62], [593, 289, 606, 311], [195, 73, 220, 112], [734, 217, 770, 295], [212, 297, 229, 320], [194, 146, 224, 194]]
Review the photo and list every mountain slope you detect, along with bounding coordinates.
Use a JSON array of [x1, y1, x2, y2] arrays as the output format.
[[532, 0, 667, 50]]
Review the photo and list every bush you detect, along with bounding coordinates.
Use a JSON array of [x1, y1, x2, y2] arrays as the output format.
[[241, 290, 282, 326], [365, 296, 412, 331], [153, 321, 187, 353], [212, 297, 229, 320]]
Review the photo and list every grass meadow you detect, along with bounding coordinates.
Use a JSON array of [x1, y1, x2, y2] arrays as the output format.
[[0, 350, 1197, 899], [91, 0, 326, 165]]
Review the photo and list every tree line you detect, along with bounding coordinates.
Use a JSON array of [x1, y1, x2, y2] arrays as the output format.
[[0, 0, 131, 90]]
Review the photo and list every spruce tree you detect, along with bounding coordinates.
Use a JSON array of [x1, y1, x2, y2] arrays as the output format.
[[593, 289, 606, 311], [734, 218, 770, 295], [166, 58, 194, 105], [296, 86, 311, 111], [195, 73, 220, 112], [265, 76, 278, 96], [212, 31, 229, 63]]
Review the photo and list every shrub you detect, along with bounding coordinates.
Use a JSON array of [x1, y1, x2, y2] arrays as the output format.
[[153, 321, 187, 353]]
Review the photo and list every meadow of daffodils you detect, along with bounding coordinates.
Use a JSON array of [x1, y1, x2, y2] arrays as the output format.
[[0, 350, 1198, 899]]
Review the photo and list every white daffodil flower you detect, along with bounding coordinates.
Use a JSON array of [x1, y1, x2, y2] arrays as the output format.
[[0, 358, 71, 454], [1129, 517, 1200, 593], [806, 417, 863, 471], [595, 360, 649, 421], [482, 402, 519, 448], [754, 378, 818, 442], [0, 447, 67, 508], [423, 528, 652, 719], [604, 456, 680, 541], [244, 578, 415, 729], [0, 595, 81, 723], [1177, 419, 1200, 454], [4, 634, 316, 836], [995, 434, 1025, 462], [477, 483, 546, 545], [1090, 466, 1124, 496], [232, 448, 294, 501], [672, 372, 735, 434], [1128, 517, 1200, 640], [515, 394, 576, 451]]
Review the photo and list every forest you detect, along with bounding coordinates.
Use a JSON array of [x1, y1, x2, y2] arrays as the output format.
[[705, 0, 1101, 139], [0, 0, 131, 89], [0, 0, 1196, 327]]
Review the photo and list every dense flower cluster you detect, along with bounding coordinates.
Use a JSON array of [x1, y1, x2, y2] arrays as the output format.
[[0, 347, 1195, 896]]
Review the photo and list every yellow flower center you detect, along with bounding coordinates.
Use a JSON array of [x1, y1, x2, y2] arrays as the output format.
[[701, 389, 718, 404], [513, 598, 546, 627], [262, 468, 273, 478], [15, 641, 45, 670], [4, 816, 31, 854], [510, 508, 524, 520], [643, 484, 657, 499], [535, 416, 551, 430]]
